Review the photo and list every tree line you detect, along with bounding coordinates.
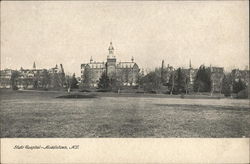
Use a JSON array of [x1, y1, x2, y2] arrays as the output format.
[[93, 65, 247, 96], [10, 70, 80, 90], [10, 64, 247, 96]]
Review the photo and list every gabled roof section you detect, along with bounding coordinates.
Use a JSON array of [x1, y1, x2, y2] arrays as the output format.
[[82, 62, 105, 69], [117, 62, 137, 69]]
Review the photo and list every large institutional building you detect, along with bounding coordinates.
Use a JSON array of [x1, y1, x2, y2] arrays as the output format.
[[1, 42, 248, 93], [81, 42, 140, 87], [0, 63, 65, 89]]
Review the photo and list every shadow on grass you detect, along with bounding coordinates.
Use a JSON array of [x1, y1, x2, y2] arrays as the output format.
[[154, 104, 250, 112], [56, 94, 97, 99]]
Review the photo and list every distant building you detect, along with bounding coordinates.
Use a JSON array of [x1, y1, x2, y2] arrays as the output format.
[[160, 61, 175, 85], [210, 66, 224, 93], [160, 59, 199, 92], [231, 69, 249, 86], [182, 60, 198, 92], [0, 62, 65, 89], [48, 64, 65, 88], [81, 42, 140, 87], [0, 69, 13, 88]]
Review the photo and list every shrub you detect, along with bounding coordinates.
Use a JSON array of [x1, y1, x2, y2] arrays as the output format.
[[136, 91, 145, 94], [12, 86, 18, 90], [79, 89, 91, 92], [56, 94, 97, 99], [97, 89, 111, 92], [237, 89, 248, 99], [147, 90, 157, 94]]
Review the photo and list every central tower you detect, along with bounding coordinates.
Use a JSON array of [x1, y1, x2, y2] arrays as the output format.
[[106, 42, 116, 77], [108, 42, 115, 58]]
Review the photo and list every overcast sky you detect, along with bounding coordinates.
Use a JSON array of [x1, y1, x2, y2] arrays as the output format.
[[1, 1, 249, 76]]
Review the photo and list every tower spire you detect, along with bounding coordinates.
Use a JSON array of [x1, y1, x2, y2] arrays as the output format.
[[33, 61, 36, 69], [108, 42, 114, 57], [162, 60, 165, 68], [90, 56, 93, 63], [189, 59, 192, 68]]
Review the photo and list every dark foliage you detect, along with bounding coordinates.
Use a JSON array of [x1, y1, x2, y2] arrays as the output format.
[[97, 89, 112, 92], [236, 88, 248, 99], [233, 78, 246, 93], [193, 65, 211, 92], [79, 89, 91, 92], [221, 74, 231, 96], [70, 73, 79, 89], [12, 85, 19, 90], [98, 72, 110, 89], [82, 67, 91, 88], [10, 71, 19, 90], [56, 94, 97, 99], [168, 68, 187, 94], [140, 71, 161, 92], [176, 68, 186, 93], [41, 69, 50, 89]]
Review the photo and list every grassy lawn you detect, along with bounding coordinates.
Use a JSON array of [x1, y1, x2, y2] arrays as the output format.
[[0, 89, 249, 137]]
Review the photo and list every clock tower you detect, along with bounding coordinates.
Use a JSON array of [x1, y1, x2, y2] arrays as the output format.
[[106, 42, 116, 77]]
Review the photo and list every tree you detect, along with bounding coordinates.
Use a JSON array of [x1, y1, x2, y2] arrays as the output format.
[[59, 64, 66, 87], [58, 72, 66, 88], [193, 65, 211, 92], [52, 72, 65, 88], [41, 69, 50, 89], [136, 71, 144, 88], [141, 71, 161, 92], [176, 68, 186, 93], [82, 67, 91, 88], [65, 75, 71, 92], [70, 73, 78, 89], [161, 60, 165, 84], [184, 74, 190, 95], [233, 78, 246, 93], [10, 70, 19, 90], [109, 74, 123, 90], [221, 74, 231, 96], [33, 72, 40, 89], [22, 78, 30, 89], [121, 68, 129, 85], [167, 68, 186, 94], [168, 71, 176, 95], [98, 72, 110, 89]]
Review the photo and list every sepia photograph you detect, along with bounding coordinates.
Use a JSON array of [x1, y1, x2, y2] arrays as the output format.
[[0, 0, 249, 163], [0, 0, 250, 164]]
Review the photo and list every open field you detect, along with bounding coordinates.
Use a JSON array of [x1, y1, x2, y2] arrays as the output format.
[[0, 89, 249, 137]]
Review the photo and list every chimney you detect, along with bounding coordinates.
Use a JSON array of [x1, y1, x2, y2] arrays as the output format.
[[60, 64, 64, 73]]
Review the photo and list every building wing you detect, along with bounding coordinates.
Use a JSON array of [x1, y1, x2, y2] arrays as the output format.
[[117, 62, 136, 69]]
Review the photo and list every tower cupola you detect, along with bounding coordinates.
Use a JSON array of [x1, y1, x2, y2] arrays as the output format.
[[108, 42, 114, 55], [108, 42, 115, 59]]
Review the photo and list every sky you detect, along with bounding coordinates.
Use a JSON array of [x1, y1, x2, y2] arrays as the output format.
[[1, 1, 249, 76]]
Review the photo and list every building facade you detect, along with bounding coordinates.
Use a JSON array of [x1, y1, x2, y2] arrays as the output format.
[[210, 66, 224, 93], [81, 42, 140, 87], [231, 69, 249, 86], [0, 62, 65, 89], [182, 60, 198, 92], [0, 69, 13, 88]]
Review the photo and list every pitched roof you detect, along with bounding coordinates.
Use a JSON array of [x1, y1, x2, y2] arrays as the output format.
[[82, 62, 105, 69], [117, 62, 137, 68]]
